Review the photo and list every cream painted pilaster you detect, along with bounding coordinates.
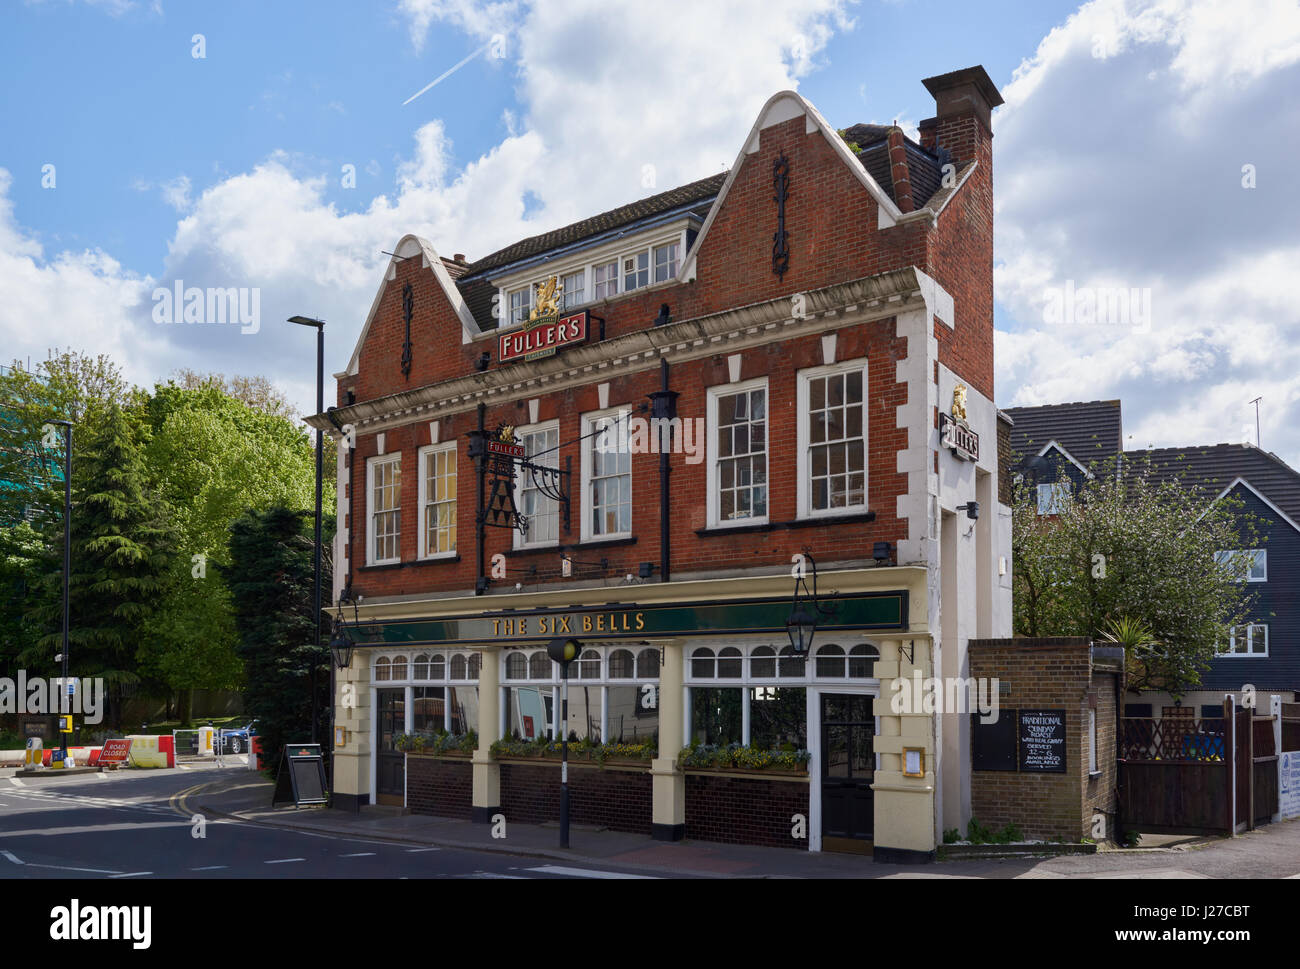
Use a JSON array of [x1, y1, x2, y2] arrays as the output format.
[[871, 635, 938, 861], [472, 646, 502, 822], [332, 652, 372, 810], [650, 638, 685, 840]]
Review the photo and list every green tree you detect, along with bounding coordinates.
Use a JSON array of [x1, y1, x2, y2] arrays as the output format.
[[24, 402, 178, 728], [223, 506, 333, 775], [137, 381, 330, 725], [1012, 453, 1260, 697]]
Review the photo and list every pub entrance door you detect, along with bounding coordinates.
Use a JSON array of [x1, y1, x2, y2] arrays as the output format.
[[376, 688, 406, 806], [821, 693, 875, 853]]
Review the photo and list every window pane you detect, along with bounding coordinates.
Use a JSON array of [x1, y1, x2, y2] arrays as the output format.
[[750, 687, 807, 748], [637, 648, 660, 678], [691, 647, 715, 679], [429, 654, 446, 680], [608, 685, 658, 741], [691, 687, 742, 745], [815, 644, 845, 677], [506, 686, 553, 740], [529, 652, 552, 679], [449, 686, 478, 734], [751, 646, 776, 678], [778, 646, 806, 677], [562, 683, 601, 742], [608, 649, 635, 678], [413, 686, 445, 735], [717, 646, 742, 678]]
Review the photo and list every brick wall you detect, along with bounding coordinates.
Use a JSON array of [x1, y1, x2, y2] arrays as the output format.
[[406, 754, 473, 818], [684, 772, 810, 850], [498, 761, 652, 834], [967, 638, 1119, 842]]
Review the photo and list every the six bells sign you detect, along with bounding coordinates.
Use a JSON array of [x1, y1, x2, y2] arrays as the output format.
[[498, 275, 590, 362]]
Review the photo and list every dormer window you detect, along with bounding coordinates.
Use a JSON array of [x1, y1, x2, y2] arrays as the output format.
[[623, 251, 649, 292], [562, 270, 585, 309], [654, 242, 679, 282], [508, 286, 531, 325], [593, 261, 618, 300]]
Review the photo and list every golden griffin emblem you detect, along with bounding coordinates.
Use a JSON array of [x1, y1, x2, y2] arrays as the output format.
[[529, 276, 561, 321], [952, 384, 968, 423]]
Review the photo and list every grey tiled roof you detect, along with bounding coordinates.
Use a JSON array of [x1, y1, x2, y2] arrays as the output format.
[[1125, 443, 1300, 524], [840, 125, 944, 209], [1003, 400, 1124, 469]]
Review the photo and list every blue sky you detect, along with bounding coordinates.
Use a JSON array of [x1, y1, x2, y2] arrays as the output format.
[[2, 0, 1298, 467]]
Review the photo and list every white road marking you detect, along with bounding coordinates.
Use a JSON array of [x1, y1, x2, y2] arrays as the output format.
[[8, 777, 24, 787], [339, 852, 376, 858], [524, 865, 657, 879], [264, 857, 306, 864], [469, 871, 527, 879], [108, 871, 152, 878], [93, 773, 108, 780], [27, 863, 122, 874], [1, 850, 24, 865], [191, 865, 228, 871], [404, 847, 440, 852]]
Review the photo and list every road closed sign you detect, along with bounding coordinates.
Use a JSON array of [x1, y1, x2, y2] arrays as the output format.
[[99, 738, 132, 768]]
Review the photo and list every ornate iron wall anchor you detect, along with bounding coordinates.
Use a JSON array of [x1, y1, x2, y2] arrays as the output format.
[[772, 153, 790, 279], [400, 283, 414, 379]]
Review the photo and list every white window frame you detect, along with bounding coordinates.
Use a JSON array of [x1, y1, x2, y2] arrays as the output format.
[[508, 286, 531, 326], [512, 420, 561, 549], [653, 241, 679, 283], [417, 442, 457, 560], [593, 260, 619, 301], [1215, 549, 1267, 582], [1037, 480, 1072, 516], [580, 408, 633, 542], [706, 377, 769, 529], [1221, 623, 1269, 657], [796, 359, 869, 520], [367, 453, 402, 565], [561, 269, 586, 310], [622, 249, 650, 292]]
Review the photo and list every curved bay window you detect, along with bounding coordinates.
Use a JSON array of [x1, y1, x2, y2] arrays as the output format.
[[501, 644, 660, 744], [685, 640, 878, 749]]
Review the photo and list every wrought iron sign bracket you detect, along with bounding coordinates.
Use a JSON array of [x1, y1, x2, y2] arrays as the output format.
[[400, 283, 414, 379], [772, 153, 790, 279]]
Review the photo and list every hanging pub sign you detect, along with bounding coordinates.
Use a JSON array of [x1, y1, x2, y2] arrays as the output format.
[[939, 383, 979, 461], [498, 275, 590, 363]]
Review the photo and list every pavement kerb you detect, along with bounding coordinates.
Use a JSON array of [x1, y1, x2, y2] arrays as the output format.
[[181, 776, 739, 878]]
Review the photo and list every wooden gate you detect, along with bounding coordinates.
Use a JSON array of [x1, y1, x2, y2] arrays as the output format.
[[1119, 699, 1279, 835]]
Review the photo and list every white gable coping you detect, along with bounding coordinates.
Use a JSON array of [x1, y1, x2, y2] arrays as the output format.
[[1211, 477, 1300, 536], [1037, 440, 1095, 479], [680, 91, 905, 283], [344, 234, 483, 376]]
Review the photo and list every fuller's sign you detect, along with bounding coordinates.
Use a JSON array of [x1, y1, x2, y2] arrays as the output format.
[[498, 276, 590, 362], [498, 309, 589, 362], [939, 384, 979, 461]]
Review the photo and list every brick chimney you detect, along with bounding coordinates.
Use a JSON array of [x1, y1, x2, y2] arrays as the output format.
[[920, 65, 1004, 170], [886, 126, 914, 213]]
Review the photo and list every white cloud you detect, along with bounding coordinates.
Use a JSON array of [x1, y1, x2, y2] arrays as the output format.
[[995, 0, 1300, 467]]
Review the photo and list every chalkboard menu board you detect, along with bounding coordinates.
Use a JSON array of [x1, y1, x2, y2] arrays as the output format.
[[1018, 709, 1067, 773], [271, 743, 329, 807]]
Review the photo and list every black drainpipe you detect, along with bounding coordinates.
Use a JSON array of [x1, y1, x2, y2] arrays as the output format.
[[647, 310, 678, 583], [326, 406, 351, 597]]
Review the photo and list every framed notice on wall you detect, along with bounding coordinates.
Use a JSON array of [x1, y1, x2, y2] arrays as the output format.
[[1018, 709, 1067, 773]]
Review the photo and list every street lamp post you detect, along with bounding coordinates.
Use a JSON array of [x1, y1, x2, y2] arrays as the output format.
[[288, 315, 326, 746], [546, 637, 580, 847], [48, 419, 73, 762]]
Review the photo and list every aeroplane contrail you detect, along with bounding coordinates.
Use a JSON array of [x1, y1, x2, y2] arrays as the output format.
[[404, 41, 491, 106]]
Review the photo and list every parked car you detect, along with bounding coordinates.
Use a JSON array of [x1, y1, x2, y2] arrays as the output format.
[[219, 720, 258, 754]]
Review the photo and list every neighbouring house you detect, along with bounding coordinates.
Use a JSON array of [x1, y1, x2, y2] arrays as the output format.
[[1003, 399, 1299, 717]]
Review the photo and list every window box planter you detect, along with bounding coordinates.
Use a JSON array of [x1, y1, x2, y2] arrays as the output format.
[[677, 744, 811, 773]]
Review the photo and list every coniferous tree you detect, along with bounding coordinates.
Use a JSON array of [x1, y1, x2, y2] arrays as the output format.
[[25, 402, 177, 728], [223, 506, 332, 775]]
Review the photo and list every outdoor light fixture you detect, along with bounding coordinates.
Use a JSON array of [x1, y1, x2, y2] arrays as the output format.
[[475, 350, 491, 371], [872, 541, 894, 564], [638, 562, 656, 579], [785, 551, 835, 655], [546, 637, 581, 848], [957, 501, 980, 521], [329, 622, 354, 671]]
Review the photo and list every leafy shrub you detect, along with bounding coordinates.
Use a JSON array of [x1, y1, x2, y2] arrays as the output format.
[[677, 742, 810, 771]]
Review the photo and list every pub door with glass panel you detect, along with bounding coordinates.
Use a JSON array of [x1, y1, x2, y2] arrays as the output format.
[[821, 693, 875, 853], [376, 688, 406, 806]]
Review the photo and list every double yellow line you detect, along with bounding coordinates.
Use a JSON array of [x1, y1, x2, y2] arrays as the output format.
[[169, 782, 209, 818]]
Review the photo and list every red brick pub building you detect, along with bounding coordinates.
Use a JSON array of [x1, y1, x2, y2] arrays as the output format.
[[309, 66, 1012, 862]]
